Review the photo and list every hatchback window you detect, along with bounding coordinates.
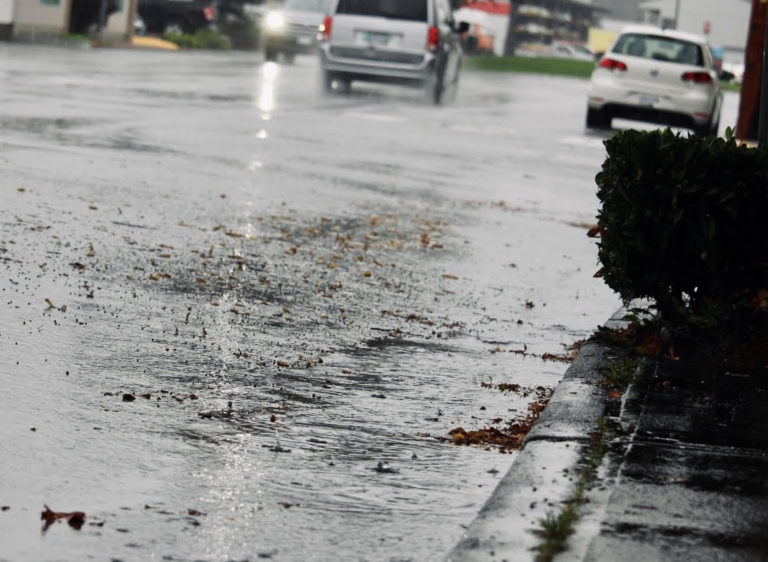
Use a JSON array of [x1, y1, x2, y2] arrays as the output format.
[[613, 33, 704, 66], [285, 0, 333, 11], [335, 0, 428, 22]]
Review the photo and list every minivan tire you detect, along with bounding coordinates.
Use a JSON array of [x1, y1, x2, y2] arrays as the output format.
[[265, 47, 279, 62], [426, 62, 445, 105]]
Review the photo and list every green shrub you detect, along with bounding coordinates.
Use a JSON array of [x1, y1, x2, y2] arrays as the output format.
[[219, 18, 260, 50], [595, 129, 768, 326], [163, 29, 232, 50]]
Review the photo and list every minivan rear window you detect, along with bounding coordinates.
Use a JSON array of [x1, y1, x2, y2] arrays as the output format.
[[335, 0, 427, 22]]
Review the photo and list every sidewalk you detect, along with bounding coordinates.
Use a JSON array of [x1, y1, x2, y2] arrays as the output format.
[[448, 312, 768, 561]]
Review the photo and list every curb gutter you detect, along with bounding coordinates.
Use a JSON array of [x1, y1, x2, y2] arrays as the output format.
[[446, 310, 630, 562]]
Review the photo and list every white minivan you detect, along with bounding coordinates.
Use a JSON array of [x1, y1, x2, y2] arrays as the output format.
[[319, 0, 469, 104]]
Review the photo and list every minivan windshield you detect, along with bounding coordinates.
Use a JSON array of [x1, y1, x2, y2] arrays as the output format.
[[284, 0, 332, 12], [612, 33, 704, 66], [335, 0, 427, 21]]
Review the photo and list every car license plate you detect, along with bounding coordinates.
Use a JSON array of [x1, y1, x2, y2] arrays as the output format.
[[356, 31, 392, 47], [297, 35, 313, 46], [638, 95, 660, 107]]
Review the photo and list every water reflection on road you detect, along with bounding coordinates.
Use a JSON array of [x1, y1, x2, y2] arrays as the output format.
[[0, 45, 649, 561]]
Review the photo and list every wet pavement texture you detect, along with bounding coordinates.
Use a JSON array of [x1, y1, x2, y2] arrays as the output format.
[[0, 44, 737, 561], [578, 361, 768, 562]]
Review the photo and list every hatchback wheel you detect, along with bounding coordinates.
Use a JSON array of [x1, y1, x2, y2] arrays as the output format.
[[586, 107, 611, 130]]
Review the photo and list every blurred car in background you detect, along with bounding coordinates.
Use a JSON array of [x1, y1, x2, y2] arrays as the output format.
[[548, 41, 595, 61], [319, 0, 469, 104], [262, 0, 332, 62], [137, 0, 218, 34], [586, 26, 723, 136]]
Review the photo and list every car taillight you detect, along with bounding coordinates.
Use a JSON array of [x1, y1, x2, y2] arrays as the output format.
[[320, 16, 332, 41], [681, 71, 713, 84], [598, 57, 627, 71], [203, 5, 215, 21], [427, 26, 440, 51]]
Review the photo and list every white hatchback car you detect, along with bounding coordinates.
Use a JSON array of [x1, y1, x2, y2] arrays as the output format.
[[318, 0, 468, 104], [586, 26, 723, 136]]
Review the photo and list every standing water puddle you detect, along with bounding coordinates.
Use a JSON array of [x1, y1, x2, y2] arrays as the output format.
[[1, 197, 583, 561]]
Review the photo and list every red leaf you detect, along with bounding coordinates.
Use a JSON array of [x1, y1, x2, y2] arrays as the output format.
[[586, 225, 602, 238]]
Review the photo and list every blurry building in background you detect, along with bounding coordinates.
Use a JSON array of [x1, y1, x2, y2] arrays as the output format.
[[0, 0, 14, 38], [0, 0, 136, 42], [455, 1, 510, 55], [488, 0, 602, 55], [639, 0, 749, 50], [589, 0, 642, 22]]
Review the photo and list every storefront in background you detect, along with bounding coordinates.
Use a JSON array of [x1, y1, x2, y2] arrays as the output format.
[[3, 0, 136, 41]]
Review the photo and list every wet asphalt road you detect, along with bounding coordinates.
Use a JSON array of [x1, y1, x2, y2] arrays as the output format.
[[0, 43, 738, 561]]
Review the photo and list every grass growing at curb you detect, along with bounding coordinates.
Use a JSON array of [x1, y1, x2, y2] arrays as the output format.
[[599, 356, 641, 392], [533, 418, 610, 561], [464, 55, 596, 79]]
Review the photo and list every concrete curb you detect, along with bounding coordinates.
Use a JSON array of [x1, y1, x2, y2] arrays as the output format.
[[446, 310, 629, 562]]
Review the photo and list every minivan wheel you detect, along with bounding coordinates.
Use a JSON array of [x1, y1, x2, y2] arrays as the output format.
[[426, 64, 445, 105], [586, 107, 611, 130], [265, 47, 278, 62], [321, 69, 335, 93]]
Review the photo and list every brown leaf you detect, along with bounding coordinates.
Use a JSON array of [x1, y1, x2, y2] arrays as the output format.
[[41, 505, 86, 531], [586, 225, 602, 238]]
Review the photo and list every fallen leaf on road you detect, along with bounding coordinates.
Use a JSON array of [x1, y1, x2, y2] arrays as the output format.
[[41, 505, 86, 531]]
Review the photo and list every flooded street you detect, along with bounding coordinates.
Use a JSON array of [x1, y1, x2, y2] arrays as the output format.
[[0, 43, 663, 561]]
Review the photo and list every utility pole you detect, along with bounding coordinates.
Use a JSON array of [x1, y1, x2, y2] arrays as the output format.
[[760, 1, 768, 144], [98, 0, 108, 40], [503, 0, 516, 55], [673, 0, 681, 29], [737, 0, 768, 141]]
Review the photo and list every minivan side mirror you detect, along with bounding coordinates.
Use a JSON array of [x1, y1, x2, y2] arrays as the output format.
[[454, 21, 470, 34]]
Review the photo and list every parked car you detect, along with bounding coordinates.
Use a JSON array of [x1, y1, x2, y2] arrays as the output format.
[[548, 41, 595, 61], [262, 0, 332, 62], [137, 0, 218, 35], [319, 0, 469, 104], [586, 26, 723, 136]]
